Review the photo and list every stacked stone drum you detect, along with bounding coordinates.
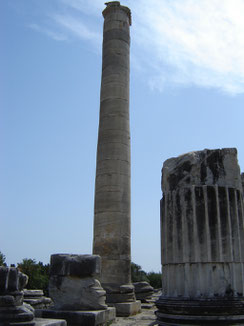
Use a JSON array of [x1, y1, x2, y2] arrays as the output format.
[[93, 1, 132, 292], [93, 1, 140, 316], [156, 148, 244, 325], [0, 266, 35, 325]]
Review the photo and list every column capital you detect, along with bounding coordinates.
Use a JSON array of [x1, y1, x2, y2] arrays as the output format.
[[103, 2, 132, 26]]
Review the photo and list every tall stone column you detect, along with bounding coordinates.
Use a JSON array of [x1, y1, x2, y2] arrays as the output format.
[[93, 1, 140, 316], [156, 148, 244, 325], [241, 173, 244, 195]]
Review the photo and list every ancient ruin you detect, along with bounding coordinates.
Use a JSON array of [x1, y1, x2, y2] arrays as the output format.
[[156, 148, 244, 325], [242, 172, 244, 194], [23, 289, 52, 309], [93, 1, 140, 316], [133, 282, 154, 303], [4, 1, 244, 325], [48, 254, 107, 311], [0, 266, 66, 326], [36, 254, 116, 326], [0, 266, 35, 325]]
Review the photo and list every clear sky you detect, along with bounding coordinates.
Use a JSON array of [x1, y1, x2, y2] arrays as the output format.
[[1, 0, 244, 273]]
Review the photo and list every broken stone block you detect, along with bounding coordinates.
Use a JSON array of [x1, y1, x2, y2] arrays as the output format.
[[156, 148, 244, 325], [50, 254, 101, 278], [162, 148, 242, 192], [48, 254, 107, 311], [36, 254, 116, 325], [0, 266, 66, 326], [133, 282, 154, 303], [49, 276, 107, 311], [0, 266, 34, 324]]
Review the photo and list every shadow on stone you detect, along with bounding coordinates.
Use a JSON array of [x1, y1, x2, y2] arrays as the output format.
[[36, 254, 116, 326]]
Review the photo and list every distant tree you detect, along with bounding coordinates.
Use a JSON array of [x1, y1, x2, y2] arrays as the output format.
[[17, 259, 49, 295], [146, 271, 162, 289], [0, 252, 6, 266], [131, 262, 149, 283]]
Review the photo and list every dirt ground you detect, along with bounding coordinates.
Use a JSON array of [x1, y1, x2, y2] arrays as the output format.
[[110, 306, 158, 326]]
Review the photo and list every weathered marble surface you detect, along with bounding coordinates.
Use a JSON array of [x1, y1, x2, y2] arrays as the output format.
[[49, 254, 107, 311], [37, 253, 116, 325], [241, 172, 244, 194], [93, 3, 140, 316], [0, 267, 66, 325], [162, 148, 242, 192], [24, 289, 52, 309], [49, 277, 107, 311], [0, 266, 34, 324], [50, 254, 101, 278], [133, 282, 154, 303], [156, 148, 244, 325], [92, 2, 140, 317], [93, 1, 132, 289]]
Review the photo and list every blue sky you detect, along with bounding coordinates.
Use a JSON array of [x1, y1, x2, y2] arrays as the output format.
[[1, 0, 244, 272]]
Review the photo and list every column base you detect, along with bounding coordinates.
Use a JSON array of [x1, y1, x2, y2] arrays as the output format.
[[156, 296, 244, 325], [0, 304, 34, 324], [156, 312, 244, 325], [35, 307, 116, 326], [108, 300, 141, 317]]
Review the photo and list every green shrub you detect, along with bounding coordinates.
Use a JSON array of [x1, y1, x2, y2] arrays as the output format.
[[0, 251, 6, 266], [147, 271, 162, 289], [131, 262, 149, 282], [17, 259, 49, 295]]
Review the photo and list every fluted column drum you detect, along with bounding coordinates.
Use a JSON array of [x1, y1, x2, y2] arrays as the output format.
[[156, 148, 244, 325]]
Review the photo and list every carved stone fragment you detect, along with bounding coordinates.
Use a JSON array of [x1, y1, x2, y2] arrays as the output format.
[[0, 267, 66, 325], [133, 282, 154, 303], [0, 266, 34, 325], [36, 254, 116, 325], [48, 254, 107, 311]]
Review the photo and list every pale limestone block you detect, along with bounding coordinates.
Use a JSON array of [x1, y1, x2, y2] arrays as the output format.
[[49, 276, 107, 311], [100, 84, 129, 101], [96, 159, 130, 175], [104, 20, 130, 32], [98, 115, 130, 132]]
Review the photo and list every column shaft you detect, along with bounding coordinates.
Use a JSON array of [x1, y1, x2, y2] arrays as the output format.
[[93, 2, 132, 287]]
